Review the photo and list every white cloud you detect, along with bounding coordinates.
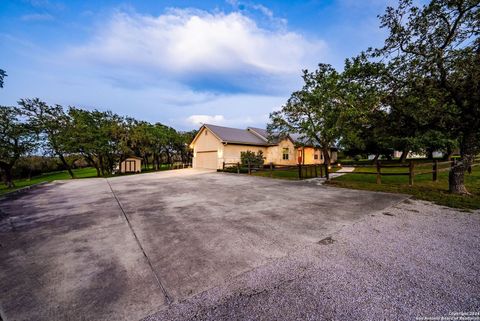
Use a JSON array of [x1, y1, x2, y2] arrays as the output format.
[[21, 13, 54, 21], [70, 8, 326, 83], [187, 114, 226, 126]]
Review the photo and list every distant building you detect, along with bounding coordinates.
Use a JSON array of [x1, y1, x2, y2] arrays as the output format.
[[119, 156, 142, 173]]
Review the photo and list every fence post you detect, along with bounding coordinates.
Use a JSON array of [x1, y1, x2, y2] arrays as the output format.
[[320, 164, 323, 177], [376, 160, 381, 184], [325, 163, 329, 180], [248, 161, 251, 175], [433, 160, 438, 182], [298, 164, 302, 180], [270, 162, 273, 177], [223, 161, 225, 171], [237, 162, 240, 174], [409, 161, 414, 186], [315, 164, 318, 177]]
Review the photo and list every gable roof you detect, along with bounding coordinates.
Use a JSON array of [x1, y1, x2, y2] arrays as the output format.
[[191, 124, 335, 149], [203, 124, 270, 146]]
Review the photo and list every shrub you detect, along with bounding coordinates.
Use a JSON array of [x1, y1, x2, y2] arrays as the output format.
[[240, 150, 265, 167]]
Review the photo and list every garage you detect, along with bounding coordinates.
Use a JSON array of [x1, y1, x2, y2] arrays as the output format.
[[195, 151, 218, 169]]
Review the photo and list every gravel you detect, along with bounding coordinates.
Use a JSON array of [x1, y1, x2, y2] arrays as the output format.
[[144, 199, 480, 321]]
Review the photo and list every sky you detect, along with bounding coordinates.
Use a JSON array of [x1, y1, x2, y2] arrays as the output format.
[[0, 0, 395, 130]]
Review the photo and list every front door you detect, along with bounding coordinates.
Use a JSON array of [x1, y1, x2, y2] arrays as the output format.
[[297, 149, 303, 164]]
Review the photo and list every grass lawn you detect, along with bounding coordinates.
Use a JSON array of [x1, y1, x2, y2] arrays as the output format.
[[0, 163, 186, 195], [0, 167, 98, 195], [252, 168, 300, 180], [327, 164, 480, 210]]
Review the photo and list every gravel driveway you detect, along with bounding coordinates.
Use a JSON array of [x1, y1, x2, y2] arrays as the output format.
[[145, 199, 480, 321], [0, 169, 478, 321]]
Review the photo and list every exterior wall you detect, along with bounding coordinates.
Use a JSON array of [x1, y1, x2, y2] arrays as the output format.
[[120, 158, 142, 173], [265, 139, 296, 165], [295, 147, 336, 165], [222, 144, 267, 165], [192, 127, 223, 169]]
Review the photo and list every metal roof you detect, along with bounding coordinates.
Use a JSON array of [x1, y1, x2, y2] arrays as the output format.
[[204, 124, 270, 145], [199, 124, 334, 148]]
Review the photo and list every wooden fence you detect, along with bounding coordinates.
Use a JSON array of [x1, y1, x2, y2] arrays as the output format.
[[222, 156, 480, 184], [222, 161, 331, 180], [334, 157, 480, 186]]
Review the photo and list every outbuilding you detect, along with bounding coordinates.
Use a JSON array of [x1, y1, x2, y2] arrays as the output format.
[[119, 156, 142, 173]]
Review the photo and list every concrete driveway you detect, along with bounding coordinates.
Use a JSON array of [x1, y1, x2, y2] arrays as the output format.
[[0, 169, 408, 320]]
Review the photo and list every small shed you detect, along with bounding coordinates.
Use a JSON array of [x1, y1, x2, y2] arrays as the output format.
[[119, 156, 142, 173]]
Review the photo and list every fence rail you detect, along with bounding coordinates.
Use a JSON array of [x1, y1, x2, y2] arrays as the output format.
[[221, 156, 480, 184], [335, 157, 480, 186], [222, 161, 331, 179]]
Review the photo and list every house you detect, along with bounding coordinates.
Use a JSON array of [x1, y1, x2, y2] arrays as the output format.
[[119, 156, 142, 173], [190, 124, 337, 170]]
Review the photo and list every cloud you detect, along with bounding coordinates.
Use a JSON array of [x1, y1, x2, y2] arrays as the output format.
[[187, 114, 226, 126], [21, 13, 54, 21], [69, 8, 326, 93]]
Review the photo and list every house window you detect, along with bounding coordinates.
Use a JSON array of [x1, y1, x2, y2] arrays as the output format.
[[314, 153, 319, 160], [205, 130, 208, 135], [282, 148, 289, 160]]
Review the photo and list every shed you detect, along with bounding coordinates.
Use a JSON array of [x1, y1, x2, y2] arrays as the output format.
[[119, 156, 142, 173]]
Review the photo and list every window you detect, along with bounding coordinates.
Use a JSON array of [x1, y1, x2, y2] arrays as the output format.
[[205, 130, 208, 135], [314, 153, 319, 160], [282, 148, 289, 160]]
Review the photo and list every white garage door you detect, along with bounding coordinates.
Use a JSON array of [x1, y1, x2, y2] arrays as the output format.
[[195, 151, 218, 169]]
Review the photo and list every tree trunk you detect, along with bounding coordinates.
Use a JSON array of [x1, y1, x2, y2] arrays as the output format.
[[443, 146, 454, 161], [372, 153, 380, 163], [449, 161, 469, 194], [449, 132, 477, 194], [399, 148, 409, 163], [58, 153, 75, 178], [1, 165, 15, 188], [426, 149, 434, 160], [322, 148, 331, 165]]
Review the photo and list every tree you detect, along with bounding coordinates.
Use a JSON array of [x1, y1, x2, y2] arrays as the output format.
[[376, 0, 480, 193], [268, 64, 345, 165], [0, 69, 6, 88], [340, 54, 395, 162], [18, 98, 76, 178], [0, 106, 37, 187], [68, 108, 126, 176]]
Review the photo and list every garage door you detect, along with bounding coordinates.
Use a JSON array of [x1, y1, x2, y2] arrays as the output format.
[[195, 151, 218, 169]]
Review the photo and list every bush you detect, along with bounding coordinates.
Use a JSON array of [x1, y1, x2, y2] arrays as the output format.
[[353, 155, 362, 161], [240, 150, 265, 167]]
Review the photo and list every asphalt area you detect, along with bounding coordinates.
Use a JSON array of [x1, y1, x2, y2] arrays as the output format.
[[0, 169, 478, 321]]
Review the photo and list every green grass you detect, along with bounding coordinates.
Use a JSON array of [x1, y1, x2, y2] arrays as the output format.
[[327, 165, 480, 209], [0, 163, 185, 195], [252, 168, 300, 180], [0, 167, 98, 195]]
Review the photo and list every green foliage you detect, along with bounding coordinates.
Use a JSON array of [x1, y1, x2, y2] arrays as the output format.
[[0, 69, 6, 88], [375, 0, 480, 192], [0, 106, 37, 187], [0, 98, 195, 187], [268, 64, 345, 163], [240, 150, 265, 167]]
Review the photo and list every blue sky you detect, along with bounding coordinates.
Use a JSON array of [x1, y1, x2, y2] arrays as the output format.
[[0, 0, 395, 130]]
